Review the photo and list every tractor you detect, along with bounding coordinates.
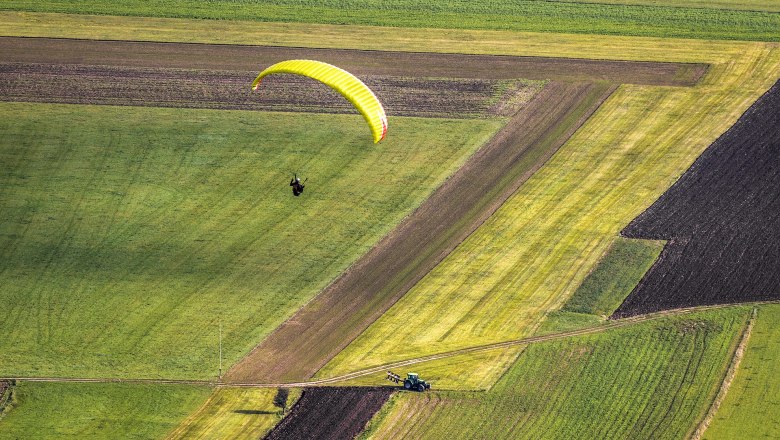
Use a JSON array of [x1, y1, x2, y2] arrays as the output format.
[[386, 371, 431, 392]]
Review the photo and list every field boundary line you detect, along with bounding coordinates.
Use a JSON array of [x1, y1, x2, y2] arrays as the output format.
[[3, 301, 775, 388], [689, 306, 757, 440]]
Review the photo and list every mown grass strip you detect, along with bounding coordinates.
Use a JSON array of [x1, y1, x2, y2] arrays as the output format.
[[0, 103, 501, 380], [2, 0, 779, 41], [550, 0, 780, 13], [364, 307, 750, 439], [0, 382, 210, 439]]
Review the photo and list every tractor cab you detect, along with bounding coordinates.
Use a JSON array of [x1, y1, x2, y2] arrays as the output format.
[[404, 372, 431, 392], [386, 370, 431, 391]]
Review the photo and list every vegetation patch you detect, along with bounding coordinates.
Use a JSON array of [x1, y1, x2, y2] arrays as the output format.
[[167, 387, 301, 439], [364, 307, 749, 439], [563, 237, 664, 317], [0, 382, 209, 439]]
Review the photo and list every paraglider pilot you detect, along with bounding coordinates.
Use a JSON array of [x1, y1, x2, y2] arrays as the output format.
[[290, 174, 305, 196]]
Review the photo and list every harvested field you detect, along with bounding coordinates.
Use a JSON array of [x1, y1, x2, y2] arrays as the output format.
[[0, 37, 705, 87], [226, 80, 616, 383], [264, 387, 393, 440], [613, 80, 780, 318], [0, 63, 541, 118]]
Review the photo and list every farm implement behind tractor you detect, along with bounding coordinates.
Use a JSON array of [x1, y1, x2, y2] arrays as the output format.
[[387, 371, 431, 392]]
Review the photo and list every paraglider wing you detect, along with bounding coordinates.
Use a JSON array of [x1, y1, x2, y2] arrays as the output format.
[[252, 60, 388, 143]]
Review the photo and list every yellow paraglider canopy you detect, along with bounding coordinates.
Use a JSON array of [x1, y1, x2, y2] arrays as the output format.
[[252, 60, 388, 143]]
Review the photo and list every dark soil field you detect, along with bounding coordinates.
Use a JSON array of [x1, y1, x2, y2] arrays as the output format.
[[612, 80, 780, 318], [264, 387, 394, 440]]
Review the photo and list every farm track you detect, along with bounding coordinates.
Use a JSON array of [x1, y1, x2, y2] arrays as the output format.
[[613, 79, 780, 317], [5, 301, 774, 389]]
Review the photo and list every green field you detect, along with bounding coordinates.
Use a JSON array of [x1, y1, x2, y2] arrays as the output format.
[[365, 307, 749, 439], [0, 382, 208, 439], [704, 304, 780, 438], [2, 0, 778, 41], [0, 102, 500, 379]]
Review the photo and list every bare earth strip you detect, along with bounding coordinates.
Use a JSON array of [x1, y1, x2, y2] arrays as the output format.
[[0, 37, 705, 86], [0, 63, 540, 118]]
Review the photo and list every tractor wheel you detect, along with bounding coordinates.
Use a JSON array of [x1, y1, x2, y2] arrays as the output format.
[[404, 380, 412, 390], [417, 383, 426, 392]]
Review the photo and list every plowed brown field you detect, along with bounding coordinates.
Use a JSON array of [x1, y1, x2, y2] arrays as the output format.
[[264, 387, 394, 440], [613, 80, 780, 318]]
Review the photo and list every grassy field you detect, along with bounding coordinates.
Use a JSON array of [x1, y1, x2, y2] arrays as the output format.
[[167, 387, 301, 439], [0, 382, 209, 439], [704, 304, 780, 438], [0, 103, 501, 379], [364, 307, 749, 439], [562, 237, 663, 317], [2, 0, 778, 41], [317, 40, 780, 380]]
